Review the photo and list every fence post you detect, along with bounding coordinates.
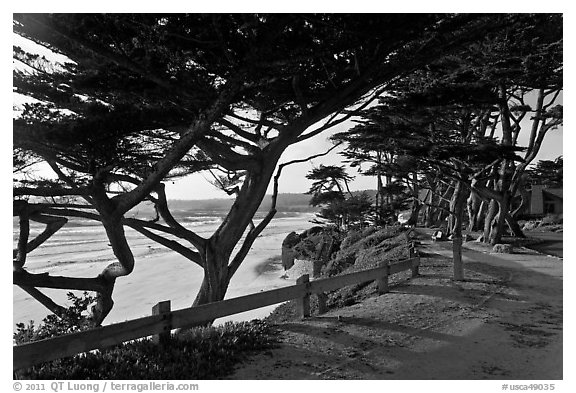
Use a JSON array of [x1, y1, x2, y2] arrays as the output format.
[[411, 256, 420, 278], [152, 300, 171, 345], [296, 274, 310, 318], [409, 242, 415, 258], [317, 292, 328, 314], [408, 241, 419, 277], [377, 261, 389, 294]]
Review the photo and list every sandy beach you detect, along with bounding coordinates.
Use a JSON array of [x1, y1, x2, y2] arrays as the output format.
[[13, 212, 316, 329]]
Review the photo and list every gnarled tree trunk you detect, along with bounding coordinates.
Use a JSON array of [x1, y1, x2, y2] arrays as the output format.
[[466, 190, 482, 232], [450, 180, 468, 281], [193, 241, 231, 307]]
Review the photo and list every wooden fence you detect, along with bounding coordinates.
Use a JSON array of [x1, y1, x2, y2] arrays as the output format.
[[14, 252, 420, 371]]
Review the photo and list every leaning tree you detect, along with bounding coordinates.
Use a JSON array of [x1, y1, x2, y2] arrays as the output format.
[[14, 14, 510, 325], [525, 156, 562, 188], [458, 13, 563, 244], [336, 71, 522, 280]]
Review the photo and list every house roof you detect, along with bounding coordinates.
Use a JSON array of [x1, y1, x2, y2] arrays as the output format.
[[543, 188, 563, 199]]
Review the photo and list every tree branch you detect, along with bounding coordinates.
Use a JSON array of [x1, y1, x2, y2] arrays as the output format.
[[225, 111, 282, 131], [150, 183, 206, 250], [17, 15, 200, 103], [14, 212, 68, 261], [14, 204, 30, 268], [543, 89, 561, 110], [216, 118, 260, 143], [296, 85, 385, 143], [13, 186, 90, 197], [47, 160, 95, 206], [112, 77, 244, 215], [227, 142, 340, 277], [39, 202, 204, 249], [207, 130, 259, 155], [127, 223, 203, 267], [14, 270, 110, 293], [17, 285, 67, 317], [196, 138, 259, 172]]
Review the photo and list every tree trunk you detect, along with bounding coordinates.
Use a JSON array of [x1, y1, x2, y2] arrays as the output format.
[[488, 84, 514, 246], [505, 184, 529, 238], [475, 199, 488, 230], [406, 199, 421, 226], [474, 178, 494, 231], [489, 192, 510, 245], [488, 161, 512, 245], [483, 199, 498, 243], [193, 240, 231, 307], [437, 183, 453, 231], [423, 189, 434, 227], [190, 146, 285, 312], [450, 180, 467, 281], [406, 171, 420, 226], [385, 174, 392, 205], [192, 272, 229, 307], [92, 222, 133, 324], [505, 213, 526, 238], [466, 191, 482, 232], [376, 153, 383, 224]]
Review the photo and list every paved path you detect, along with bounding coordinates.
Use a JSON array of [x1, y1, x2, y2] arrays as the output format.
[[401, 238, 563, 379], [524, 231, 563, 258], [230, 234, 564, 380]]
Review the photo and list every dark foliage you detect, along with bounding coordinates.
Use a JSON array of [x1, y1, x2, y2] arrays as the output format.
[[15, 292, 278, 380], [14, 292, 95, 344], [19, 320, 278, 380], [526, 156, 562, 187], [324, 226, 406, 277], [267, 225, 410, 322]]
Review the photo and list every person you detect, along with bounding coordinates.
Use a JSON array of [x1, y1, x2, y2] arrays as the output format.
[[432, 230, 443, 242]]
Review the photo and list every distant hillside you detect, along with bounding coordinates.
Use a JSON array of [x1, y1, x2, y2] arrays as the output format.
[[167, 191, 377, 213], [129, 191, 378, 217], [165, 193, 316, 213], [260, 193, 316, 212]]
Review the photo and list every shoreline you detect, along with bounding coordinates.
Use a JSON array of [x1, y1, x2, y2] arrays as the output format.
[[14, 213, 315, 330], [253, 254, 284, 276]]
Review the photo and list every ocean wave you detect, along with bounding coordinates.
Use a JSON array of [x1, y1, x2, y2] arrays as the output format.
[[182, 216, 222, 223]]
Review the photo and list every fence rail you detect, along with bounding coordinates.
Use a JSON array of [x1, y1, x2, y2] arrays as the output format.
[[14, 253, 420, 371]]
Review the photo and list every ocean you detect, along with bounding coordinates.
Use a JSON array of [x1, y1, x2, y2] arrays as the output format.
[[13, 210, 315, 329]]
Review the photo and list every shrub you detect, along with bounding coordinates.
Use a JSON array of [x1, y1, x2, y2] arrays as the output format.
[[15, 293, 279, 379], [541, 214, 562, 226], [269, 226, 412, 322], [355, 242, 409, 271], [18, 320, 278, 380], [340, 229, 363, 250], [353, 225, 404, 250], [14, 292, 95, 345], [322, 249, 357, 277], [522, 220, 540, 230], [323, 226, 406, 276]]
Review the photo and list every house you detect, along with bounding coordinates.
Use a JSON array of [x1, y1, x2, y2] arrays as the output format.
[[528, 185, 563, 216]]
